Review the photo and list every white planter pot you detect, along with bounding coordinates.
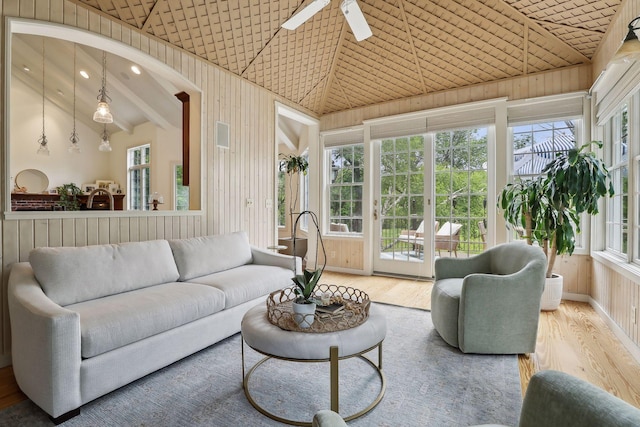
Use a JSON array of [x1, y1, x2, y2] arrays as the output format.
[[292, 301, 316, 328], [540, 273, 563, 311]]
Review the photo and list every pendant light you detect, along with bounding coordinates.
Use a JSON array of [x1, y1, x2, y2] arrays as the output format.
[[98, 123, 112, 152], [68, 43, 80, 153], [37, 39, 49, 155], [93, 51, 113, 123]]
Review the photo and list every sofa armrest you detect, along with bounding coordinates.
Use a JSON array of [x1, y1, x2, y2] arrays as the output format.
[[434, 250, 493, 280], [8, 262, 82, 418], [251, 246, 302, 275], [520, 370, 640, 427]]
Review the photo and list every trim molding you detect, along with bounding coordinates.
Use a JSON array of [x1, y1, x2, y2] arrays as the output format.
[[590, 297, 640, 365]]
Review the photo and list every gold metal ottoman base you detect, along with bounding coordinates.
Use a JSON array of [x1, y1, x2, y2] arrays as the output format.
[[242, 340, 386, 427]]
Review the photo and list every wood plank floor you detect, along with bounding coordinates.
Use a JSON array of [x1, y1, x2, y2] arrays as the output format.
[[321, 271, 640, 407], [1, 271, 639, 412]]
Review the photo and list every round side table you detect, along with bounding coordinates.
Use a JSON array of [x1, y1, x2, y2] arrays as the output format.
[[241, 303, 387, 426]]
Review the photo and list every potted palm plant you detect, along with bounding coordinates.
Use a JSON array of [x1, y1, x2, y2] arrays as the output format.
[[278, 153, 309, 259], [499, 141, 613, 310], [290, 210, 326, 328]]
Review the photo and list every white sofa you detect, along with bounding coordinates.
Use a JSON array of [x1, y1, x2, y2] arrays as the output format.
[[8, 231, 299, 423]]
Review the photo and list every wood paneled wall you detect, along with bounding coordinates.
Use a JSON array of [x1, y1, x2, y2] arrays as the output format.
[[319, 64, 592, 131], [0, 0, 302, 365], [322, 238, 364, 271], [592, 259, 640, 348]]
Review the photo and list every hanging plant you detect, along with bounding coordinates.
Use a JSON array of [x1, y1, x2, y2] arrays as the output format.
[[279, 153, 309, 238]]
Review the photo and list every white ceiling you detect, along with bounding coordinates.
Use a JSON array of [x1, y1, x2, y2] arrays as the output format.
[[11, 33, 183, 136]]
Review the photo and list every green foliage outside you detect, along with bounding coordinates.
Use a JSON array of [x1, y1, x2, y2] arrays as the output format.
[[175, 165, 189, 211], [329, 129, 489, 256]]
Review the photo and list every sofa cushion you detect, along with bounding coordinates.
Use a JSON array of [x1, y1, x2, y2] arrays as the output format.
[[66, 282, 226, 358], [169, 232, 253, 281], [29, 240, 180, 306], [186, 264, 292, 309]]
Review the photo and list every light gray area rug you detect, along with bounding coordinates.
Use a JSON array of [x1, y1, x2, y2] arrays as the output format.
[[0, 304, 522, 426]]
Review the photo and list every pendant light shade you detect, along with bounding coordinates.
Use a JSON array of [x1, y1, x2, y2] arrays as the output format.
[[37, 39, 49, 155], [93, 51, 113, 123], [99, 124, 112, 152]]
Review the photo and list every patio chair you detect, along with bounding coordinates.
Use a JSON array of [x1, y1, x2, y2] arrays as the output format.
[[329, 222, 349, 233], [397, 220, 439, 256], [434, 221, 463, 257]]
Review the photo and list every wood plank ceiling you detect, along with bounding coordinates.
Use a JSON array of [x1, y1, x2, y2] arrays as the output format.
[[75, 0, 621, 115]]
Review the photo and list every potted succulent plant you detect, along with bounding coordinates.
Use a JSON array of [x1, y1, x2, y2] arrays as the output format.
[[499, 141, 613, 310], [278, 153, 309, 259], [290, 210, 326, 328]]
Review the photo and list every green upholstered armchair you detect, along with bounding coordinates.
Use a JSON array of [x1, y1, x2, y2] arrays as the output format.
[[314, 370, 640, 427], [432, 242, 547, 354]]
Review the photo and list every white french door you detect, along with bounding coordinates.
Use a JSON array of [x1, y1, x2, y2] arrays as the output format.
[[372, 134, 434, 278]]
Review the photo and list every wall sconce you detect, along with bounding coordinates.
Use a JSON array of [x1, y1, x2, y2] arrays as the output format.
[[612, 16, 640, 63], [148, 192, 164, 210]]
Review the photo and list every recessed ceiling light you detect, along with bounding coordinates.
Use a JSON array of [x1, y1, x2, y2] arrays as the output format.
[[131, 65, 141, 75], [22, 65, 30, 72], [79, 70, 89, 79]]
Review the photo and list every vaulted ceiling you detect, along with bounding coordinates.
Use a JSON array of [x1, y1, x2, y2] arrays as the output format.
[[75, 0, 622, 116]]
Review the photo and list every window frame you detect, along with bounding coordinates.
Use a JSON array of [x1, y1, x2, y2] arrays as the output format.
[[507, 117, 588, 253], [324, 143, 365, 235], [127, 144, 151, 211]]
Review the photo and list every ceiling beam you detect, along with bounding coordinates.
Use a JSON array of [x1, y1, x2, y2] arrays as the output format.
[[495, 0, 592, 65], [397, 0, 428, 94], [319, 21, 348, 114], [142, 0, 165, 32]]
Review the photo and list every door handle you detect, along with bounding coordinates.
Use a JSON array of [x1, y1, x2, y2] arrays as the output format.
[[374, 208, 378, 220]]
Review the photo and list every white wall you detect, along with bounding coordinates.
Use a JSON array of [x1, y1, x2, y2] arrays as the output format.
[[110, 122, 181, 210], [10, 78, 109, 189]]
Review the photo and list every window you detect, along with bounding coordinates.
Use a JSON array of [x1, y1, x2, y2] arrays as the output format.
[[512, 120, 576, 177], [301, 152, 309, 230], [174, 164, 189, 210], [434, 128, 488, 255], [606, 105, 628, 255], [327, 144, 364, 233], [127, 144, 150, 210], [509, 119, 587, 249], [277, 161, 286, 227]]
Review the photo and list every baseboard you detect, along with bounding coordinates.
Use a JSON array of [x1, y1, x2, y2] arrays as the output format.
[[589, 297, 640, 365], [562, 292, 590, 302], [323, 266, 366, 275]]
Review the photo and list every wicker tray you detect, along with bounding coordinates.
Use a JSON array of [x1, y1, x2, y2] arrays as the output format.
[[266, 284, 370, 333]]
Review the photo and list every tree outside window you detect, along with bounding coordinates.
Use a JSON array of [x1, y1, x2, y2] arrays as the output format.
[[328, 144, 364, 233]]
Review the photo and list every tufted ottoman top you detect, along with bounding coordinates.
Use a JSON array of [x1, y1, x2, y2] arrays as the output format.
[[241, 303, 387, 360]]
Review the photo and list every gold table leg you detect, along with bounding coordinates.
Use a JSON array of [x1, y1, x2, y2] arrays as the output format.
[[330, 346, 339, 412], [242, 340, 385, 426]]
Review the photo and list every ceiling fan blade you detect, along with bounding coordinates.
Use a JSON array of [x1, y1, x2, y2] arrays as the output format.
[[341, 0, 372, 41], [282, 0, 331, 30]]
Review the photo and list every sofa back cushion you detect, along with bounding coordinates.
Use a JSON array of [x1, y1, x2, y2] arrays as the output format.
[[29, 240, 180, 306], [168, 231, 252, 281]]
